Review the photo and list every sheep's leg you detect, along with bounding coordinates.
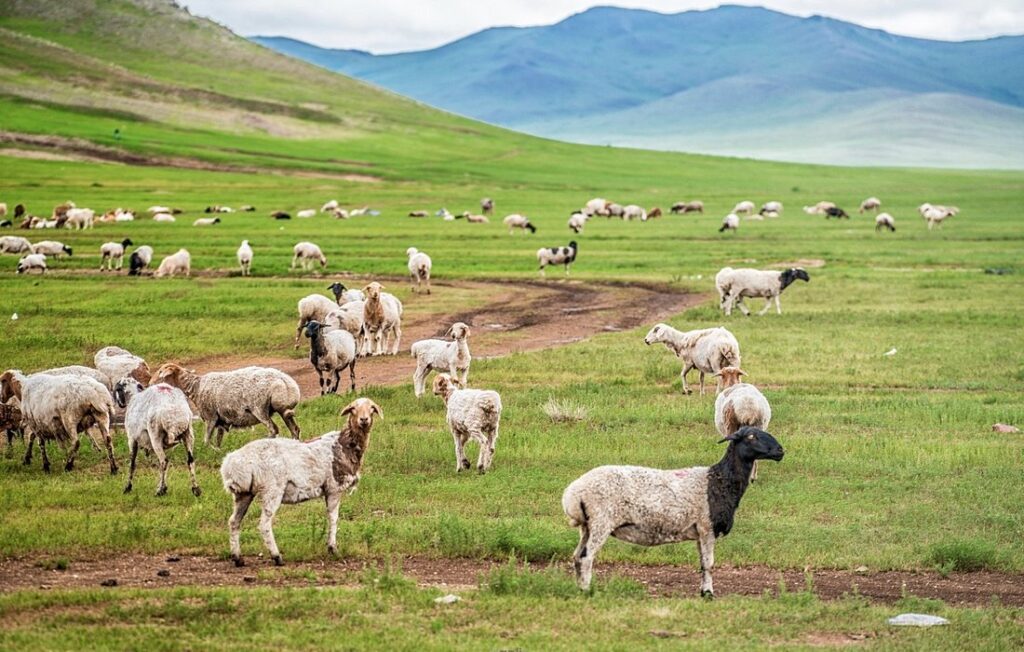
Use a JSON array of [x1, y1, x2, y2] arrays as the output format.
[[757, 297, 773, 316], [425, 276, 431, 295], [22, 430, 35, 466], [347, 361, 357, 393], [294, 318, 307, 349], [255, 410, 280, 438], [479, 426, 498, 473], [290, 255, 298, 270], [204, 421, 216, 447], [679, 363, 694, 395], [735, 296, 751, 316], [577, 523, 612, 591], [38, 437, 51, 474], [216, 426, 227, 448], [280, 409, 300, 439], [453, 430, 469, 472], [258, 493, 285, 565], [697, 527, 716, 597], [538, 264, 546, 277], [390, 323, 402, 355], [152, 438, 169, 496], [325, 491, 341, 555], [698, 370, 707, 397], [774, 295, 782, 315], [99, 420, 117, 475], [413, 362, 429, 398], [572, 521, 591, 584], [410, 273, 417, 294], [185, 431, 201, 497], [330, 369, 341, 394], [459, 365, 469, 388], [124, 440, 139, 493], [229, 492, 254, 566], [63, 434, 81, 473]]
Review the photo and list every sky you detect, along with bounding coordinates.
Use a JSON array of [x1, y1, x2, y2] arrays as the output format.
[[181, 1, 1024, 53]]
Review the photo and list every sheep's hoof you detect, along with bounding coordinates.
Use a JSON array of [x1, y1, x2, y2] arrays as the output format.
[[327, 545, 337, 556], [700, 590, 714, 600], [272, 556, 284, 567], [460, 460, 471, 470], [109, 465, 119, 475], [123, 483, 133, 494], [192, 486, 202, 498], [681, 389, 693, 395], [477, 465, 486, 474], [232, 556, 245, 568], [155, 486, 168, 497], [42, 463, 50, 473], [64, 461, 74, 472]]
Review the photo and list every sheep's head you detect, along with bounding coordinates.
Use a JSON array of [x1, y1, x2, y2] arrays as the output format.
[[363, 281, 383, 299], [780, 268, 810, 290], [113, 377, 144, 409], [341, 397, 382, 431], [406, 247, 418, 257], [122, 238, 133, 248], [0, 370, 23, 402], [447, 322, 471, 341], [643, 324, 668, 345], [327, 282, 347, 302], [432, 373, 457, 400], [150, 363, 190, 388], [715, 366, 746, 388], [304, 320, 323, 339], [719, 426, 785, 462], [568, 240, 578, 250], [63, 245, 73, 256]]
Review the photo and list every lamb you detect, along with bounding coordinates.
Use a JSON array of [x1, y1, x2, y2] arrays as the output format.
[[128, 245, 154, 276], [204, 205, 234, 213], [0, 236, 32, 254], [715, 267, 810, 316], [291, 242, 327, 271], [461, 211, 490, 224], [408, 210, 428, 218], [31, 241, 72, 257], [16, 253, 46, 274], [327, 282, 365, 304], [411, 322, 471, 398], [875, 213, 896, 232], [220, 397, 381, 566], [714, 367, 771, 481], [718, 213, 739, 233], [320, 200, 339, 213], [237, 240, 253, 276], [150, 363, 301, 446], [562, 426, 784, 595], [644, 324, 741, 395], [152, 212, 176, 223], [648, 207, 663, 219], [406, 247, 432, 294], [193, 217, 221, 226], [824, 206, 850, 219], [304, 321, 357, 394], [759, 201, 783, 215], [293, 293, 339, 348], [671, 201, 704, 214], [362, 282, 403, 356], [583, 198, 611, 217], [63, 208, 94, 230], [94, 346, 150, 388], [802, 201, 835, 215], [114, 379, 200, 497], [568, 212, 588, 234], [0, 370, 117, 474], [0, 402, 22, 451], [537, 241, 578, 276], [154, 249, 191, 278], [923, 205, 956, 230], [622, 204, 647, 221], [114, 209, 135, 222], [433, 373, 501, 473], [732, 200, 755, 215], [99, 239, 133, 271], [859, 197, 882, 213], [607, 203, 625, 218], [296, 209, 316, 219], [481, 197, 494, 214], [503, 213, 537, 234]]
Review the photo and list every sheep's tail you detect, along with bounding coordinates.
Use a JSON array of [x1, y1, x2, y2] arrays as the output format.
[[416, 264, 429, 279], [479, 394, 500, 416], [562, 488, 588, 528], [220, 453, 252, 496]]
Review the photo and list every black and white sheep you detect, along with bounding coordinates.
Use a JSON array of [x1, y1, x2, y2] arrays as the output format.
[[31, 240, 72, 257], [304, 321, 357, 395], [128, 245, 154, 276], [99, 239, 133, 271], [537, 241, 578, 276], [875, 213, 896, 232], [715, 267, 810, 316], [718, 214, 740, 233], [16, 253, 46, 274], [503, 214, 537, 235]]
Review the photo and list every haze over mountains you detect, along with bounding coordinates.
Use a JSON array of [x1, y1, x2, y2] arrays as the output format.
[[253, 5, 1024, 169]]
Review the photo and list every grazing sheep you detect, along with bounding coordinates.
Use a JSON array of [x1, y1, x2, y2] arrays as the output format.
[[568, 212, 588, 234], [714, 367, 771, 481], [644, 324, 741, 395], [802, 201, 835, 215], [321, 200, 339, 213], [193, 217, 221, 226], [271, 211, 291, 220], [408, 210, 428, 218], [718, 213, 740, 233], [562, 426, 784, 595], [461, 211, 490, 223], [304, 321, 357, 394], [240, 205, 256, 212], [859, 197, 881, 213], [759, 201, 783, 216], [205, 206, 233, 213], [114, 379, 199, 497], [411, 322, 471, 398], [63, 208, 94, 230], [294, 293, 340, 348], [481, 197, 494, 214], [438, 208, 455, 221], [648, 207, 663, 219], [0, 370, 117, 474], [622, 205, 647, 221], [671, 201, 704, 214], [875, 213, 896, 232], [732, 200, 755, 215], [332, 209, 350, 219], [99, 239, 133, 271], [154, 249, 191, 278], [922, 205, 956, 230], [607, 203, 625, 218], [362, 282, 403, 356], [433, 373, 501, 473], [407, 247, 432, 294], [824, 206, 850, 219], [0, 236, 32, 254], [220, 398, 381, 567], [297, 209, 316, 219], [128, 245, 154, 276], [583, 198, 611, 217], [537, 241, 578, 276], [95, 346, 150, 388], [503, 213, 537, 234], [151, 363, 301, 446], [237, 240, 253, 276], [327, 282, 365, 305], [291, 242, 327, 271], [16, 253, 46, 274], [114, 209, 135, 222], [715, 267, 810, 316], [152, 212, 176, 223], [31, 240, 72, 257]]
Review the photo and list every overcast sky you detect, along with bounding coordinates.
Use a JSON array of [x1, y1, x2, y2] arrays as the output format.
[[181, 1, 1024, 53]]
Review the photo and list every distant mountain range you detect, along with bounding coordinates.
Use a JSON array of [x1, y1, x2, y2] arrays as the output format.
[[253, 5, 1024, 168]]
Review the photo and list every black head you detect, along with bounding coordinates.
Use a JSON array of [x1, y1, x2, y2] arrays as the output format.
[[327, 282, 347, 300], [63, 246, 73, 256], [213, 217, 221, 224], [304, 320, 323, 338], [568, 240, 578, 250], [204, 206, 213, 213], [122, 238, 133, 248], [719, 426, 784, 462], [526, 223, 536, 233], [15, 204, 25, 218], [112, 378, 143, 409], [779, 267, 809, 290], [0, 220, 11, 228]]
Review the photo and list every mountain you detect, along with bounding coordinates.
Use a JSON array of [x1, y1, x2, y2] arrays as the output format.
[[253, 5, 1024, 168]]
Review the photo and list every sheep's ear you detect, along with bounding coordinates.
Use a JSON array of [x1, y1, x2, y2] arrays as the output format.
[[369, 402, 383, 419], [340, 402, 355, 416], [738, 369, 747, 376]]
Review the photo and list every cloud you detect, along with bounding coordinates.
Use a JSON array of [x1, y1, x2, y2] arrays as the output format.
[[182, 0, 1024, 53]]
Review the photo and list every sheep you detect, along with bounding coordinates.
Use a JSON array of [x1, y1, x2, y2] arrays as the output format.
[[0, 236, 32, 254], [718, 213, 739, 233], [875, 213, 896, 232], [270, 211, 291, 220], [332, 208, 350, 219], [16, 254, 46, 274], [0, 370, 117, 474], [802, 201, 835, 215], [481, 197, 494, 214], [759, 201, 783, 215], [327, 282, 365, 305], [648, 207, 663, 219], [128, 245, 154, 276], [671, 201, 704, 214], [714, 367, 771, 481], [824, 206, 850, 219], [114, 379, 200, 497], [151, 363, 301, 446], [622, 204, 647, 221], [237, 240, 253, 276], [294, 293, 339, 348], [31, 240, 72, 257], [350, 206, 371, 217], [411, 322, 471, 398], [408, 210, 428, 218], [99, 239, 133, 271], [461, 211, 490, 223], [220, 397, 381, 566], [503, 213, 537, 234], [715, 267, 810, 316], [732, 200, 755, 215], [323, 302, 367, 353], [240, 205, 256, 212], [147, 206, 172, 214], [291, 242, 327, 271], [63, 208, 94, 230], [583, 198, 610, 217], [562, 426, 784, 595], [193, 217, 221, 226], [859, 197, 881, 214], [154, 249, 191, 278], [407, 247, 432, 294], [607, 203, 625, 218], [362, 282, 403, 356], [41, 365, 112, 390], [205, 205, 233, 213], [152, 212, 176, 223], [537, 241, 578, 276], [94, 346, 150, 388], [568, 212, 588, 234], [438, 208, 455, 221], [320, 200, 339, 213], [433, 373, 501, 473], [297, 209, 316, 219], [923, 205, 956, 230], [304, 321, 357, 394], [644, 324, 741, 395], [114, 209, 135, 222]]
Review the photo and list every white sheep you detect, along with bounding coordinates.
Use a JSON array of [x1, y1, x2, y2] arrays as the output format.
[[461, 211, 490, 223], [0, 236, 32, 254], [714, 367, 771, 481], [114, 379, 200, 497], [327, 282, 365, 305], [433, 373, 501, 473], [114, 209, 135, 222], [362, 282, 403, 356], [31, 240, 73, 257], [715, 267, 810, 316], [237, 240, 253, 276], [407, 247, 432, 294], [129, 245, 154, 276], [63, 208, 94, 230], [40, 364, 113, 391], [152, 213, 176, 223], [320, 200, 339, 213], [151, 363, 301, 446], [324, 302, 367, 354], [147, 206, 172, 214], [297, 209, 316, 218], [503, 214, 537, 234], [411, 322, 471, 398], [154, 249, 191, 278], [220, 397, 382, 566], [718, 213, 739, 233], [294, 293, 339, 348], [803, 201, 835, 215], [568, 212, 588, 234], [303, 320, 357, 394], [644, 324, 741, 395], [562, 427, 784, 595], [0, 370, 117, 474], [875, 213, 896, 232], [923, 205, 956, 230], [622, 204, 647, 221], [670, 200, 704, 214], [291, 242, 327, 271], [732, 200, 755, 215], [859, 197, 882, 213], [583, 198, 610, 217], [193, 217, 221, 226], [607, 203, 625, 218], [537, 241, 578, 276], [16, 253, 46, 274], [760, 201, 783, 215], [99, 238, 133, 271], [94, 346, 150, 388]]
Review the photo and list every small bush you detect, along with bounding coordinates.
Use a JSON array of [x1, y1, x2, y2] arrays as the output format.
[[543, 398, 587, 423], [927, 540, 997, 572]]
